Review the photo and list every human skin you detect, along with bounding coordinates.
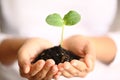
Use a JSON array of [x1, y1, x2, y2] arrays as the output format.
[[58, 35, 116, 78], [0, 38, 58, 80], [0, 35, 116, 79]]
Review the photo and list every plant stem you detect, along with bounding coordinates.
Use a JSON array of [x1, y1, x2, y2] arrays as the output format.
[[60, 25, 65, 46]]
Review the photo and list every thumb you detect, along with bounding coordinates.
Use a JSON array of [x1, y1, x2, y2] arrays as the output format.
[[85, 54, 95, 72], [85, 42, 96, 72], [21, 62, 30, 74], [18, 51, 31, 74]]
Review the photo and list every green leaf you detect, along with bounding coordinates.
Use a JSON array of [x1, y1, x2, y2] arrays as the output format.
[[63, 10, 81, 26], [46, 13, 64, 27]]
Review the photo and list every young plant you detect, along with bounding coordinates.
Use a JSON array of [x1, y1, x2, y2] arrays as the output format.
[[46, 10, 81, 46], [33, 10, 81, 64]]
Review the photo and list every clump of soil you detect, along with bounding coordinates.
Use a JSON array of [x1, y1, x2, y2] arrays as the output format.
[[33, 45, 80, 65]]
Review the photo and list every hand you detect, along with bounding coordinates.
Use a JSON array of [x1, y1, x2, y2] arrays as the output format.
[[58, 35, 96, 78], [18, 38, 58, 80]]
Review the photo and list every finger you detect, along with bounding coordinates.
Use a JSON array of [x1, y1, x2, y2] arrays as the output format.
[[54, 71, 62, 80], [76, 70, 87, 78], [55, 63, 64, 79], [62, 70, 73, 78], [84, 42, 96, 72], [71, 60, 87, 71], [29, 60, 45, 76], [64, 62, 80, 77], [58, 63, 73, 78], [18, 43, 35, 74], [44, 65, 58, 80], [33, 59, 55, 80], [19, 68, 30, 78], [58, 63, 64, 72], [71, 60, 88, 77], [85, 54, 95, 72], [18, 51, 31, 74]]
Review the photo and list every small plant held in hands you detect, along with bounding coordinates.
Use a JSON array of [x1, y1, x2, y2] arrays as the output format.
[[33, 10, 81, 64]]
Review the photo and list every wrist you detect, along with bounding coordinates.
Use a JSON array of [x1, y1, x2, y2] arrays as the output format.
[[86, 36, 116, 64], [0, 38, 28, 65]]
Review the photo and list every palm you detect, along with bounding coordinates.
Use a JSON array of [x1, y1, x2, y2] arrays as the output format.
[[59, 35, 96, 78]]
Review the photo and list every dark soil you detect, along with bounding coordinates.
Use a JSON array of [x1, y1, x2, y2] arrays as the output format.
[[33, 45, 81, 65]]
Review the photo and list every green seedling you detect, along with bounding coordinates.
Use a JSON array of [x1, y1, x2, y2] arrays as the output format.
[[46, 10, 81, 46], [33, 11, 81, 64]]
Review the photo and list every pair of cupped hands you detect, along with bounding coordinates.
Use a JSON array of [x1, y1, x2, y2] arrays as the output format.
[[18, 35, 96, 80]]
